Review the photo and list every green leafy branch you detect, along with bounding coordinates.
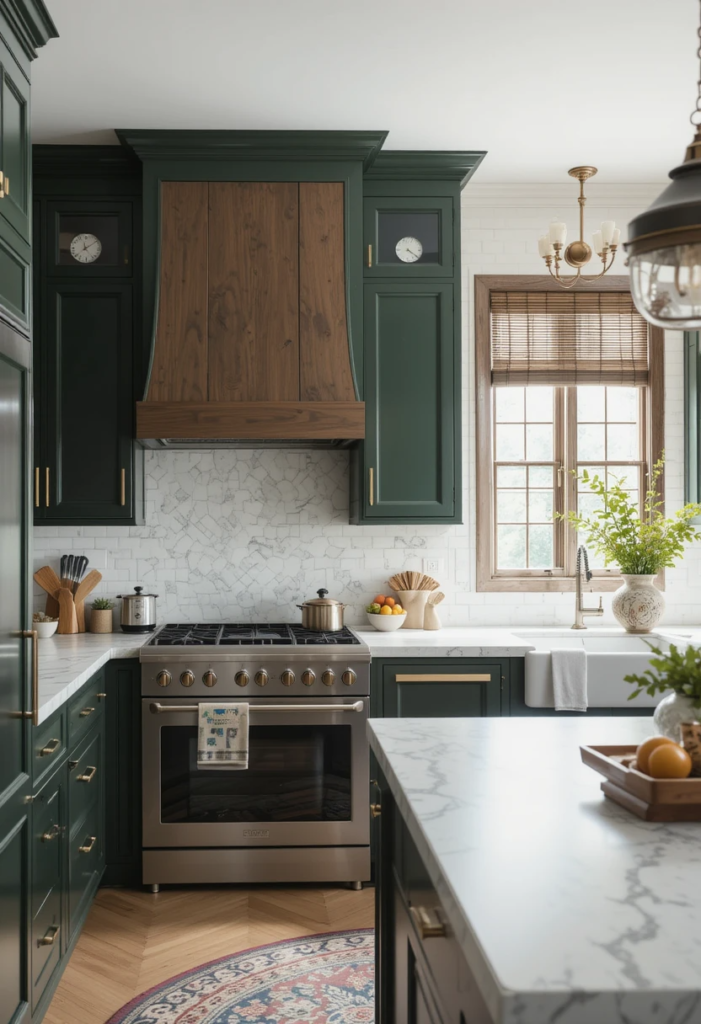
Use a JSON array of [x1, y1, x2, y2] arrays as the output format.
[[625, 641, 701, 708], [556, 455, 701, 575]]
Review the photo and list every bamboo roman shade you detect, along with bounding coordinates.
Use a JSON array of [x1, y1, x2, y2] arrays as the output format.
[[490, 291, 649, 386]]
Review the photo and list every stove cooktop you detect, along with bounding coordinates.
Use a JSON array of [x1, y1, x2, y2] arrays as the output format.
[[146, 623, 362, 647]]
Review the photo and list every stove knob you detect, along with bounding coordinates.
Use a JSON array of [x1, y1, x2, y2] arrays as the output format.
[[280, 669, 295, 687], [156, 670, 172, 688], [321, 670, 335, 687], [301, 669, 316, 687], [235, 671, 250, 688], [180, 670, 195, 688], [255, 670, 269, 688], [202, 670, 217, 688], [341, 669, 357, 687]]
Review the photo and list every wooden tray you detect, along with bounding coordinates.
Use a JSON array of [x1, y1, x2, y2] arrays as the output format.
[[580, 744, 701, 821]]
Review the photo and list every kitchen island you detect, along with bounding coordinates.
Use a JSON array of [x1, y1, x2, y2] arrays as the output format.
[[368, 716, 701, 1024]]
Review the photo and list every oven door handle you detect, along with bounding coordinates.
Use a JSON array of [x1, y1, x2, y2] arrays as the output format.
[[148, 701, 365, 715]]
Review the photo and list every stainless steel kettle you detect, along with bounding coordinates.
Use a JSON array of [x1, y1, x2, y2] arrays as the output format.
[[116, 586, 158, 633], [297, 589, 346, 632]]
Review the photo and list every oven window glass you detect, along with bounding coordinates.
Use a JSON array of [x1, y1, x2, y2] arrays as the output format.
[[160, 725, 352, 823]]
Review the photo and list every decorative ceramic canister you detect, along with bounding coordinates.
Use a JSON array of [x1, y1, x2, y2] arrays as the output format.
[[680, 721, 701, 776], [611, 574, 665, 633], [654, 692, 701, 742], [395, 590, 430, 629]]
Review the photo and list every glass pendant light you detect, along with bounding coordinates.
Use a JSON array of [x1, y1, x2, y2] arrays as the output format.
[[626, 1, 701, 328]]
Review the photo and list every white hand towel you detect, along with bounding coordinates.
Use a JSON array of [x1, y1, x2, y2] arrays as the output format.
[[197, 703, 249, 770], [551, 648, 587, 712]]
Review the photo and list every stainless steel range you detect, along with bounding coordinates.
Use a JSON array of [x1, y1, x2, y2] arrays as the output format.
[[140, 623, 371, 890]]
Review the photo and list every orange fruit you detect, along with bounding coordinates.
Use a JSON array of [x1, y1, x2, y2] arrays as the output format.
[[374, 595, 386, 606], [392, 606, 404, 615], [647, 743, 692, 779], [379, 605, 393, 616], [635, 735, 676, 774], [384, 597, 396, 608]]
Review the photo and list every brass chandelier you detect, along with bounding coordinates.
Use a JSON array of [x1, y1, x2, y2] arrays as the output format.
[[537, 166, 620, 289]]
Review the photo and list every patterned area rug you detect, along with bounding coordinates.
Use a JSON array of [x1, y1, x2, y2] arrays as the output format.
[[106, 928, 374, 1023]]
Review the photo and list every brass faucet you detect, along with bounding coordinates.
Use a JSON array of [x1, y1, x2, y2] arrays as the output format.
[[572, 545, 603, 630]]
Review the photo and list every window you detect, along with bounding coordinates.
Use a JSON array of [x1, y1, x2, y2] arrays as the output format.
[[475, 277, 664, 592]]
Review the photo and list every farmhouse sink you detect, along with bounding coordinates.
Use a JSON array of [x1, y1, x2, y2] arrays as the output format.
[[512, 629, 671, 708]]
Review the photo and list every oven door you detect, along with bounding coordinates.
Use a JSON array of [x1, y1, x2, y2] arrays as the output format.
[[142, 697, 370, 848]]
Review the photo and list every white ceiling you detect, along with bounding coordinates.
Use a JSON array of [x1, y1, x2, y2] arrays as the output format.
[[32, 0, 697, 183]]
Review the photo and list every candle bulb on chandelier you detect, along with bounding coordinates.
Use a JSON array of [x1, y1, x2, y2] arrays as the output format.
[[592, 229, 603, 255], [549, 221, 567, 245], [611, 227, 621, 246], [538, 235, 554, 258], [601, 221, 616, 246]]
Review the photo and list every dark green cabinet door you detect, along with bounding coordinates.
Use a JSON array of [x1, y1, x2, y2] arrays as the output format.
[[0, 38, 31, 332], [363, 282, 456, 521], [364, 197, 453, 278], [38, 282, 135, 521], [103, 660, 142, 886], [382, 662, 502, 718], [0, 342, 32, 1024]]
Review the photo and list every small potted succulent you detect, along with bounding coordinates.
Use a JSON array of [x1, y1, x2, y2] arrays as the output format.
[[626, 642, 701, 740], [561, 456, 701, 632], [90, 597, 114, 634]]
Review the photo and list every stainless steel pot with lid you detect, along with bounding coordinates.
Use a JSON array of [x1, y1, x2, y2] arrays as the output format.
[[297, 588, 346, 632], [116, 586, 158, 633]]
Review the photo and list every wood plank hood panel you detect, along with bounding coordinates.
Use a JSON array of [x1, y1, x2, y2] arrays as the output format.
[[141, 179, 363, 446]]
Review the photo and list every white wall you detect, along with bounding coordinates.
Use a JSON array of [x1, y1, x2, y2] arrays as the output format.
[[33, 181, 701, 629]]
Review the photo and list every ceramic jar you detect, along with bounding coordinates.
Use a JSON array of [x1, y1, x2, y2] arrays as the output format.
[[653, 692, 701, 742], [611, 574, 665, 633], [394, 590, 430, 629]]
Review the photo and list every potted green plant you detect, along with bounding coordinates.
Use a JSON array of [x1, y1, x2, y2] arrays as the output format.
[[90, 597, 114, 634], [626, 641, 701, 739], [561, 456, 701, 632]]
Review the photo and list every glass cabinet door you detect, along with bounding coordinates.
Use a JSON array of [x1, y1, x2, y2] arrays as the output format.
[[364, 197, 453, 277]]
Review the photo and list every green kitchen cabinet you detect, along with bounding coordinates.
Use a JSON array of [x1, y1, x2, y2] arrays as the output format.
[[351, 152, 485, 525], [29, 765, 66, 1013], [103, 658, 142, 887], [373, 659, 506, 718], [0, 31, 30, 331], [32, 147, 144, 525]]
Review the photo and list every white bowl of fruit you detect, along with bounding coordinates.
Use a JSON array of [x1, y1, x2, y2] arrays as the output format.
[[366, 595, 406, 631]]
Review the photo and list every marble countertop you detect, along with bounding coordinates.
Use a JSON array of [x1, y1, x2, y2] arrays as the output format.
[[355, 626, 536, 657], [368, 716, 701, 1024], [37, 631, 155, 723]]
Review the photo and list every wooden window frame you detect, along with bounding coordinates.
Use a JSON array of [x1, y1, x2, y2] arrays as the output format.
[[475, 275, 665, 593]]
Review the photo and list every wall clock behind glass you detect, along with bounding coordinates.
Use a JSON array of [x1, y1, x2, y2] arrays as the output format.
[[69, 232, 102, 264]]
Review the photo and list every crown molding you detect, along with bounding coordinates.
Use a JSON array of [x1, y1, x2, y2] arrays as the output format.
[[33, 144, 141, 178], [461, 181, 664, 208], [116, 129, 389, 170], [364, 150, 487, 187], [1, 0, 58, 61]]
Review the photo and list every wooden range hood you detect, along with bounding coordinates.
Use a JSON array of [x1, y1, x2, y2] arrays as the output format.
[[136, 176, 365, 448]]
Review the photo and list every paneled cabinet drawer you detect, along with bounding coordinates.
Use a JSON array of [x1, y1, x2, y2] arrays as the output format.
[[32, 771, 65, 917], [68, 798, 104, 939], [67, 670, 106, 747], [33, 708, 66, 787], [68, 728, 103, 827], [31, 886, 62, 1012]]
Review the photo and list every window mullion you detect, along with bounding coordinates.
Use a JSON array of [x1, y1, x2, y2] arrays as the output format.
[[564, 386, 578, 576]]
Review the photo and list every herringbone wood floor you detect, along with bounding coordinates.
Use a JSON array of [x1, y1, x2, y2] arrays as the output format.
[[44, 885, 375, 1024]]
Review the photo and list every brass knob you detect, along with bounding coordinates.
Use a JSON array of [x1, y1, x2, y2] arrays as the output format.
[[180, 671, 195, 688], [321, 670, 335, 687], [235, 671, 249, 688], [301, 669, 315, 687], [255, 670, 268, 687], [203, 670, 217, 687], [409, 905, 446, 939], [370, 803, 382, 818], [281, 670, 295, 687], [156, 670, 172, 688], [341, 669, 357, 687]]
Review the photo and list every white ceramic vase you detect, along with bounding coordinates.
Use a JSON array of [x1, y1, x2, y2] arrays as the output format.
[[653, 692, 701, 742], [611, 574, 665, 633]]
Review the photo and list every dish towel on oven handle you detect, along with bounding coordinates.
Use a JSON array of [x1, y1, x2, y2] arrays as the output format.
[[197, 703, 249, 770]]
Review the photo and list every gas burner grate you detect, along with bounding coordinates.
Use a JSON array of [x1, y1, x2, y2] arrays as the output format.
[[146, 623, 361, 646]]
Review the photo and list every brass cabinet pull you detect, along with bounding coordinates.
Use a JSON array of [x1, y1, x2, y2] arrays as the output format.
[[79, 835, 97, 854], [19, 629, 38, 726], [96, 693, 107, 700], [35, 467, 39, 507], [0, 170, 4, 198], [395, 673, 491, 683], [367, 243, 372, 267], [77, 765, 97, 783], [370, 778, 382, 818], [45, 467, 49, 507], [369, 467, 374, 506], [41, 823, 60, 843], [39, 925, 60, 947], [410, 905, 446, 939], [5, 176, 9, 195], [120, 467, 126, 506], [79, 707, 95, 717], [40, 738, 61, 757]]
